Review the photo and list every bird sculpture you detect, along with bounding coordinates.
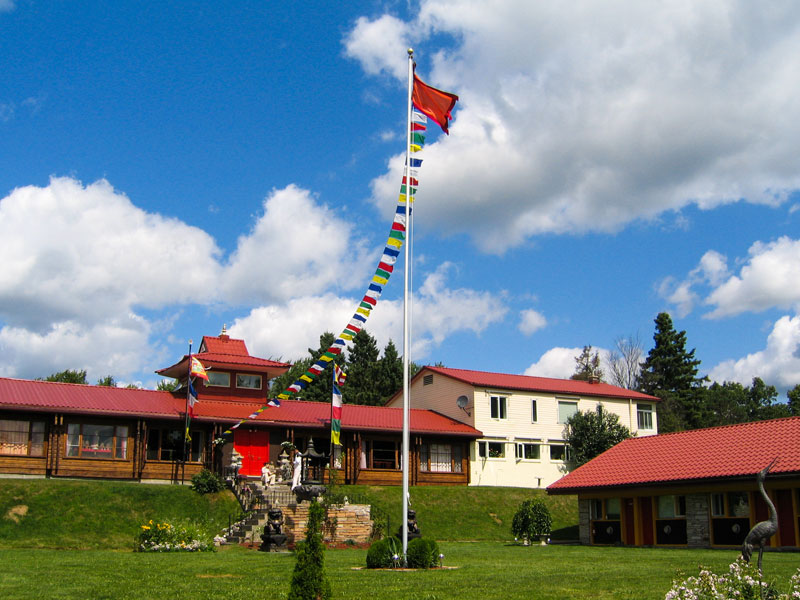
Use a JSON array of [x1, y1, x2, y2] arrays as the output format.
[[741, 457, 779, 571]]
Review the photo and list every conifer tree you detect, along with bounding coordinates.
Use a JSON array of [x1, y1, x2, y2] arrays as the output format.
[[571, 345, 603, 381], [287, 500, 331, 600], [345, 329, 381, 405], [376, 339, 404, 403]]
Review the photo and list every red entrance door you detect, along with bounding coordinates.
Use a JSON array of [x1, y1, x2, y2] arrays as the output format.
[[233, 429, 269, 477]]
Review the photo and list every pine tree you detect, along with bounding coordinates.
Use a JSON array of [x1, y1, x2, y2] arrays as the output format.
[[376, 339, 404, 403], [788, 384, 800, 416], [639, 312, 705, 432], [345, 329, 381, 405], [571, 345, 603, 381]]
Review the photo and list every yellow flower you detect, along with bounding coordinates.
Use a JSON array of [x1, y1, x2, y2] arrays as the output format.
[[141, 525, 150, 530]]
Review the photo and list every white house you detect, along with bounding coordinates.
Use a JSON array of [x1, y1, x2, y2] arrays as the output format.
[[386, 366, 660, 488]]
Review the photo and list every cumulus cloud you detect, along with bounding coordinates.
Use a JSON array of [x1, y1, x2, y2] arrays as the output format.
[[523, 347, 582, 379], [348, 1, 800, 253], [231, 262, 508, 363], [519, 308, 547, 335], [222, 185, 373, 305], [708, 314, 800, 390]]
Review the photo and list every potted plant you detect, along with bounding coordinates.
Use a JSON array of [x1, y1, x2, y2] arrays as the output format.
[[511, 497, 552, 546]]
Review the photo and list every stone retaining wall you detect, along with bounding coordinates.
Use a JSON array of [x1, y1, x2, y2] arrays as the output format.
[[283, 502, 373, 546]]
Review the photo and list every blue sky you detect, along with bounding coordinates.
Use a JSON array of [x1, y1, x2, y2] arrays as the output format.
[[1, 1, 799, 397]]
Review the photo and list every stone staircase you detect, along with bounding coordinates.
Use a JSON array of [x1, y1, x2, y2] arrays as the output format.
[[220, 478, 295, 544]]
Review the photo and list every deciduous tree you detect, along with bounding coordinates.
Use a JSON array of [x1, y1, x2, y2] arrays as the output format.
[[571, 345, 603, 381], [564, 404, 633, 467]]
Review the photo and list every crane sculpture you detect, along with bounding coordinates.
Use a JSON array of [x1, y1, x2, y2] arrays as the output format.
[[741, 457, 779, 571]]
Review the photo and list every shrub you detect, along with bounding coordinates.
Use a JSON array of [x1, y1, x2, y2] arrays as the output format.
[[136, 519, 214, 552], [406, 537, 440, 569], [665, 559, 800, 600], [287, 501, 331, 600], [511, 497, 552, 544], [190, 469, 225, 494], [365, 536, 402, 569]]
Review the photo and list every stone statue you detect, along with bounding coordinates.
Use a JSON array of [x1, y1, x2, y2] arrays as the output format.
[[260, 508, 287, 551], [741, 458, 779, 571]]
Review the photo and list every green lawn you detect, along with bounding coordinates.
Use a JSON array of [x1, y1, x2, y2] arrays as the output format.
[[1, 543, 798, 599]]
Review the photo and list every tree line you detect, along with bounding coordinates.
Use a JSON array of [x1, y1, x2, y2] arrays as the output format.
[[571, 312, 800, 433]]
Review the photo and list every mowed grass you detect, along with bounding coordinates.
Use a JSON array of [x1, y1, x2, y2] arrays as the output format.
[[0, 478, 240, 549], [2, 543, 799, 599], [340, 485, 578, 540]]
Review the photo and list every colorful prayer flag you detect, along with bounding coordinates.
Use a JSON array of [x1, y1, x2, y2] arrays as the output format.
[[331, 364, 345, 445], [412, 72, 458, 134], [188, 380, 198, 418], [190, 356, 208, 380]]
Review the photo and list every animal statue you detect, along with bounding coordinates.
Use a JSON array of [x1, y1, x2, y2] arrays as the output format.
[[741, 457, 779, 571]]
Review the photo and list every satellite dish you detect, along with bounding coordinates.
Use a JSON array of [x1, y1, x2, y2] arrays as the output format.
[[456, 395, 469, 408]]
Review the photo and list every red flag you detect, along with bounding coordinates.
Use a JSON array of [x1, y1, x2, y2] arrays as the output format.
[[412, 73, 458, 134]]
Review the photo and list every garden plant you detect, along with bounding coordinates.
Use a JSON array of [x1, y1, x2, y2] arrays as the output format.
[[511, 497, 552, 545]]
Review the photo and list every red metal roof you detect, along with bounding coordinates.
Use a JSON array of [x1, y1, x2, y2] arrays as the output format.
[[0, 377, 183, 419], [547, 416, 800, 494], [156, 333, 290, 379], [420, 366, 659, 401], [0, 377, 482, 437]]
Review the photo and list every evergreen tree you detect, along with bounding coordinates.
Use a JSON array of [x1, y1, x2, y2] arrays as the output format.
[[375, 339, 404, 403], [639, 312, 705, 432], [564, 404, 633, 467], [571, 345, 603, 381], [287, 500, 331, 600], [156, 379, 180, 392], [345, 329, 381, 405], [746, 377, 790, 421], [788, 384, 800, 416], [97, 375, 116, 387]]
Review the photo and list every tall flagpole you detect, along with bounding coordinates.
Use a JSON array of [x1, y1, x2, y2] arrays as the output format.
[[401, 47, 414, 563], [182, 339, 192, 484]]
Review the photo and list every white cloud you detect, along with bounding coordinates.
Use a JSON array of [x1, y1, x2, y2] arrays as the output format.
[[0, 177, 222, 331], [519, 308, 547, 335], [708, 314, 800, 390], [223, 185, 373, 305], [231, 262, 508, 364], [523, 347, 581, 379], [705, 237, 800, 318], [349, 1, 800, 252]]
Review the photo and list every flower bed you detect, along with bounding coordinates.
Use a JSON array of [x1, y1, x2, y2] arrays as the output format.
[[136, 519, 215, 552]]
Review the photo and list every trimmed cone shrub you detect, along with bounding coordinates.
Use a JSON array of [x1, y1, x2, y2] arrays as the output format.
[[287, 501, 331, 600], [365, 536, 402, 569], [511, 497, 552, 544], [406, 537, 440, 569]]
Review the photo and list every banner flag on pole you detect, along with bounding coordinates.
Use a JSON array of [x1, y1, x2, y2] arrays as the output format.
[[331, 364, 346, 446], [188, 379, 198, 418], [190, 356, 209, 380], [412, 71, 459, 134]]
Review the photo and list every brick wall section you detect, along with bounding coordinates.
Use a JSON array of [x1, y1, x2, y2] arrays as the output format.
[[283, 502, 373, 546], [686, 493, 710, 548], [578, 499, 591, 544]]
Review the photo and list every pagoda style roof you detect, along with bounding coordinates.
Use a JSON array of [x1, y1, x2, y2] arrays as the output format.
[[156, 333, 290, 380]]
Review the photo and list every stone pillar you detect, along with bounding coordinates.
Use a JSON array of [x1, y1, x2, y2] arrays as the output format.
[[686, 493, 710, 548], [578, 498, 592, 545]]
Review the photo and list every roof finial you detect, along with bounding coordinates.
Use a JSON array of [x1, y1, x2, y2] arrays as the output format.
[[221, 324, 228, 336]]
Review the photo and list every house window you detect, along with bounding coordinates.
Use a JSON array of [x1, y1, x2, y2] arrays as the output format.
[[490, 396, 507, 419], [0, 419, 45, 456], [531, 400, 538, 422], [420, 443, 463, 473], [146, 428, 204, 462], [557, 400, 579, 423], [423, 374, 433, 385], [637, 403, 653, 430], [657, 495, 686, 518], [206, 372, 230, 387], [365, 439, 399, 469], [478, 440, 505, 458], [515, 442, 540, 460], [66, 424, 128, 459], [550, 442, 572, 462], [236, 373, 262, 389], [590, 498, 620, 520]]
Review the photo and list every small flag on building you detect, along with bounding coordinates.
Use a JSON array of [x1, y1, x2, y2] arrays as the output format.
[[331, 364, 346, 446], [188, 379, 198, 418], [190, 356, 209, 380]]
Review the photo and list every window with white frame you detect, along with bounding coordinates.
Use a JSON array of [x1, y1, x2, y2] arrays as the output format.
[[557, 400, 578, 423], [549, 442, 572, 462], [531, 399, 538, 422], [637, 403, 653, 430], [236, 373, 262, 389], [515, 441, 540, 460], [478, 440, 505, 458], [420, 443, 463, 473], [206, 371, 230, 387], [490, 395, 507, 419]]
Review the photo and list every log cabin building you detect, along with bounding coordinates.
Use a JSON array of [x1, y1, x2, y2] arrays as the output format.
[[0, 331, 480, 485]]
